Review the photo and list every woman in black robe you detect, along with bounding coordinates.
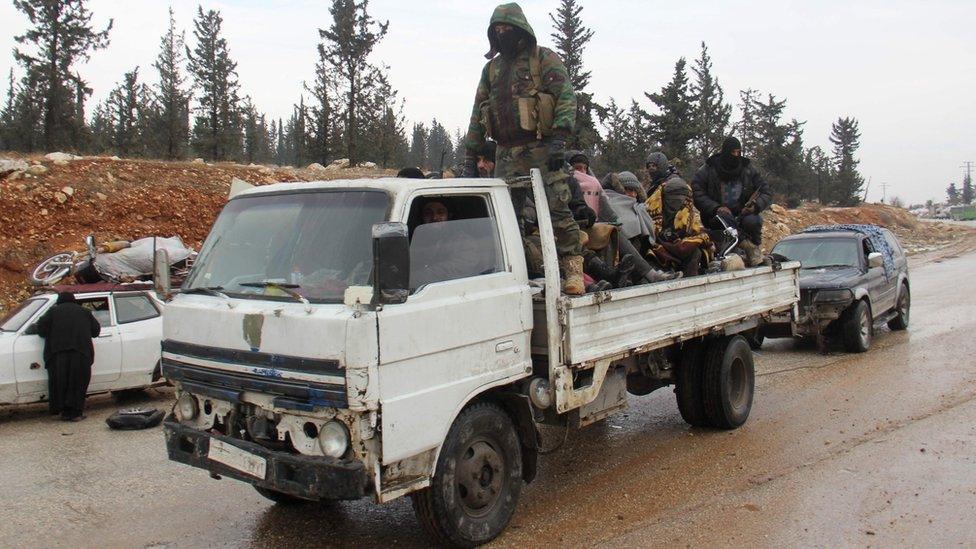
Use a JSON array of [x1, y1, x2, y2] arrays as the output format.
[[36, 292, 101, 421]]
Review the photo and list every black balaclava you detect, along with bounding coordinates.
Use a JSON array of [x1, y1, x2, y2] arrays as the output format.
[[662, 179, 692, 222], [496, 27, 526, 58], [718, 136, 742, 177], [56, 292, 76, 305]]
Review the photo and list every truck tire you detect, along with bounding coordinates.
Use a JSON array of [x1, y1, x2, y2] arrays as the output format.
[[702, 336, 755, 430], [674, 343, 709, 427], [842, 300, 872, 353], [887, 284, 910, 331], [253, 485, 307, 505], [411, 402, 522, 547]]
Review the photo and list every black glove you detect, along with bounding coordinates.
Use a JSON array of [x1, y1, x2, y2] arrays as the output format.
[[570, 199, 596, 229], [546, 138, 566, 172], [461, 155, 478, 178]]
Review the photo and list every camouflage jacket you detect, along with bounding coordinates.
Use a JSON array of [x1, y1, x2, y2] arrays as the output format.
[[464, 3, 576, 152]]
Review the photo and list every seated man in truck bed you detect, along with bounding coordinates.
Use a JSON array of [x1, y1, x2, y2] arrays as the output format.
[[646, 177, 712, 277]]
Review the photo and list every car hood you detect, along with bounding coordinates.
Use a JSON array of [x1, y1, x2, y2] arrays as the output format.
[[799, 266, 862, 290]]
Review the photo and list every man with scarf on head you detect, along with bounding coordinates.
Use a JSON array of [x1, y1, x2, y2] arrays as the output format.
[[462, 3, 585, 295], [691, 136, 772, 266], [646, 178, 712, 277], [35, 292, 101, 421]]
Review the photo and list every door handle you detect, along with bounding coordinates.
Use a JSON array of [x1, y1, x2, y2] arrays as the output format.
[[495, 341, 515, 353], [30, 362, 41, 370]]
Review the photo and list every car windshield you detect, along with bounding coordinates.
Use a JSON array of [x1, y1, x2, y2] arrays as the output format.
[[773, 237, 861, 269], [185, 190, 389, 302], [0, 298, 48, 332]]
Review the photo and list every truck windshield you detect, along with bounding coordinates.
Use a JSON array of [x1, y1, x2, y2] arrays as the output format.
[[185, 190, 389, 302], [773, 238, 860, 269]]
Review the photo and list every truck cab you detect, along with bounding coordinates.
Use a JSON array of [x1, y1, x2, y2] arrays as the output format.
[[162, 171, 799, 546]]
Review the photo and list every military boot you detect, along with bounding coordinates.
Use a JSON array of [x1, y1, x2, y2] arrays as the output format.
[[643, 268, 681, 283], [738, 239, 763, 267], [585, 255, 635, 288], [560, 255, 585, 296]]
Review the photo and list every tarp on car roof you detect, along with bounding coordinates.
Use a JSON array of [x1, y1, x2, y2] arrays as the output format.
[[802, 224, 895, 280]]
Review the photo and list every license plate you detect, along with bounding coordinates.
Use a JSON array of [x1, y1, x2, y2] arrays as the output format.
[[208, 439, 267, 480]]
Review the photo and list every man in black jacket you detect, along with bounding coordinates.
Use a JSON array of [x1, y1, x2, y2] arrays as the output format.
[[36, 292, 101, 421], [691, 136, 772, 265]]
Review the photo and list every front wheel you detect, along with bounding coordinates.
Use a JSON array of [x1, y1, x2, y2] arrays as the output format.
[[843, 300, 872, 353], [411, 402, 522, 547], [887, 284, 910, 331]]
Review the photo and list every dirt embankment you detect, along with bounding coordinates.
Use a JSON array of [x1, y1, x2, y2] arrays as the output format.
[[1, 153, 972, 312], [0, 154, 392, 311]]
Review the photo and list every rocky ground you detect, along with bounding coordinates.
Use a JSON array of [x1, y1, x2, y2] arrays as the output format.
[[1, 152, 971, 312]]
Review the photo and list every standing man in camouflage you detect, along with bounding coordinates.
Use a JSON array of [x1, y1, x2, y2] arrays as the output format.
[[462, 2, 585, 295]]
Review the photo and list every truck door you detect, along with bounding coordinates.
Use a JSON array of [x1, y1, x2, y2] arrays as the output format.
[[376, 191, 533, 464]]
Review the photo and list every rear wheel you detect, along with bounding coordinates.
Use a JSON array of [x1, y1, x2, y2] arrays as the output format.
[[842, 300, 872, 353], [412, 402, 522, 547], [702, 336, 755, 429], [887, 284, 910, 331], [674, 343, 709, 427]]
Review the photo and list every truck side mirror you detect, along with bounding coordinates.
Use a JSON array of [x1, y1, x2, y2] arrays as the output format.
[[154, 248, 172, 299], [372, 222, 410, 305], [867, 252, 883, 269]]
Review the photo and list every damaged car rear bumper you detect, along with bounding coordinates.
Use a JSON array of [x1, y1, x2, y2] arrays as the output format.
[[163, 416, 370, 501]]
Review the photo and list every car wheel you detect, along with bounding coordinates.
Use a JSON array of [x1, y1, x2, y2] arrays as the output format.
[[411, 402, 522, 547], [887, 284, 910, 331], [842, 300, 872, 353]]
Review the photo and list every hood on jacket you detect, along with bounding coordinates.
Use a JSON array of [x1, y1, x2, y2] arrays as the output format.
[[486, 3, 537, 59], [706, 153, 752, 178]]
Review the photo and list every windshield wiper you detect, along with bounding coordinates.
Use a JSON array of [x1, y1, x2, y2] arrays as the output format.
[[239, 281, 312, 313], [179, 286, 236, 308]]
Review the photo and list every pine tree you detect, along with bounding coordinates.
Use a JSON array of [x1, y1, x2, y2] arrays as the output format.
[[12, 0, 111, 151], [946, 183, 960, 205], [426, 119, 453, 172], [0, 70, 15, 149], [241, 97, 272, 164], [151, 7, 191, 160], [407, 122, 427, 169], [689, 42, 731, 167], [593, 98, 648, 174], [803, 146, 834, 204], [284, 96, 311, 167], [318, 0, 389, 165], [962, 172, 974, 204], [274, 118, 287, 166], [106, 67, 151, 157], [186, 7, 242, 161], [828, 116, 864, 206], [549, 0, 598, 151], [359, 71, 406, 168], [307, 50, 337, 165], [644, 58, 695, 171]]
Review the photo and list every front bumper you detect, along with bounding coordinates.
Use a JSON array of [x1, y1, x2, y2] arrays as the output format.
[[164, 417, 370, 501]]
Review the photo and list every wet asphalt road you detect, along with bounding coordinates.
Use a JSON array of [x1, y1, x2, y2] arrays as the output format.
[[2, 249, 976, 548]]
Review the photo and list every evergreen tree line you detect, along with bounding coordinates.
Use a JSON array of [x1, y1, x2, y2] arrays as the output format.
[[0, 0, 408, 168], [945, 172, 974, 206], [1, 0, 869, 207], [549, 0, 866, 207]]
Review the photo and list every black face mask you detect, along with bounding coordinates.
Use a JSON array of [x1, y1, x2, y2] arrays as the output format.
[[497, 31, 522, 57]]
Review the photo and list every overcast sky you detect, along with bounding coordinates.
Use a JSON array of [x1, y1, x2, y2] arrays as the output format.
[[2, 0, 973, 204]]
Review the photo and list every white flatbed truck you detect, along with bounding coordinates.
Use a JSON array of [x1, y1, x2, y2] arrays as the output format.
[[159, 169, 799, 546]]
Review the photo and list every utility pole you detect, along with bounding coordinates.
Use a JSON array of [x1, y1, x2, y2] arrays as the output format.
[[879, 182, 890, 204], [962, 161, 973, 180]]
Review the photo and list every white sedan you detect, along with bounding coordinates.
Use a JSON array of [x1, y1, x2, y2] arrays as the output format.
[[0, 287, 163, 405]]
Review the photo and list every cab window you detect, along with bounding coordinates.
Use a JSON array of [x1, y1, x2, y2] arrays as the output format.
[[114, 294, 160, 324], [78, 297, 112, 327], [881, 229, 905, 259], [406, 195, 504, 291]]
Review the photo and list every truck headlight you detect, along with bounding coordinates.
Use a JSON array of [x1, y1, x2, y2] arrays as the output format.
[[814, 289, 853, 303], [318, 421, 349, 458], [177, 392, 199, 420]]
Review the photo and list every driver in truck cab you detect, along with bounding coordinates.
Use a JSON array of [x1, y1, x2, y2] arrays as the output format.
[[410, 199, 480, 289]]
